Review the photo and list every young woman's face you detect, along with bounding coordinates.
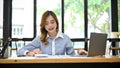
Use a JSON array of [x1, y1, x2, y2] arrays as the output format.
[[45, 15, 57, 34]]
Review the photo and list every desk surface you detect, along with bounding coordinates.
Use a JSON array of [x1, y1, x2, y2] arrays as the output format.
[[0, 55, 120, 64]]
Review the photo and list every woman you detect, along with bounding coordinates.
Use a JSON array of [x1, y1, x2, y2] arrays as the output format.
[[17, 10, 87, 56]]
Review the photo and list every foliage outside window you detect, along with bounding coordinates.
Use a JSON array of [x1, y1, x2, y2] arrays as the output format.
[[88, 0, 110, 38], [64, 0, 84, 38], [64, 0, 85, 48]]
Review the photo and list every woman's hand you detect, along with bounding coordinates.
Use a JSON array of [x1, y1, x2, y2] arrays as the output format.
[[26, 48, 42, 56], [77, 49, 88, 55], [33, 48, 42, 54], [26, 51, 35, 56]]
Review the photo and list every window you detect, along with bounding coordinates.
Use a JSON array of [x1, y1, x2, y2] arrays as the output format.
[[88, 0, 111, 38], [0, 0, 3, 39], [64, 0, 85, 48], [12, 0, 34, 55], [0, 0, 3, 47], [12, 0, 34, 38], [64, 0, 84, 38], [36, 0, 62, 36]]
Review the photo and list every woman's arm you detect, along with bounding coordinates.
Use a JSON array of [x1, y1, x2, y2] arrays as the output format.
[[17, 36, 41, 56], [26, 48, 42, 56]]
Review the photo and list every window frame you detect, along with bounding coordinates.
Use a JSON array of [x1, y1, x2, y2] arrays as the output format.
[[2, 0, 119, 55]]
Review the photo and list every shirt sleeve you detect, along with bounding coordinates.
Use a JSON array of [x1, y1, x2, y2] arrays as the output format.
[[17, 36, 41, 56], [65, 36, 75, 55]]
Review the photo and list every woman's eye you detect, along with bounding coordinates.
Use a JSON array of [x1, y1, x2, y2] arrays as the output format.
[[51, 22, 54, 24]]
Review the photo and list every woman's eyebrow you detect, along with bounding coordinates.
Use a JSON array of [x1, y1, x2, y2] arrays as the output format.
[[50, 20, 55, 22]]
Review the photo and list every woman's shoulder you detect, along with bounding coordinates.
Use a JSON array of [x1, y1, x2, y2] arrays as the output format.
[[61, 33, 70, 39], [32, 35, 40, 41]]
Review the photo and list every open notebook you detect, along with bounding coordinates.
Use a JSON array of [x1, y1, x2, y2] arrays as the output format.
[[71, 32, 108, 57]]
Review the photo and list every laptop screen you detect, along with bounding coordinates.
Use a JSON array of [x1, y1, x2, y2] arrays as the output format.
[[88, 32, 108, 57]]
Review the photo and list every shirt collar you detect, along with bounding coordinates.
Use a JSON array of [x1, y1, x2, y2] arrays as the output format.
[[47, 31, 64, 39]]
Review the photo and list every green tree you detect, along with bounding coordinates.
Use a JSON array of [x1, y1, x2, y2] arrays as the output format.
[[64, 0, 84, 29], [88, 0, 110, 33], [64, 0, 110, 33]]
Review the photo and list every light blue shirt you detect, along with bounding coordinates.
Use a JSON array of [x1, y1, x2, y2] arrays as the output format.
[[17, 32, 75, 56]]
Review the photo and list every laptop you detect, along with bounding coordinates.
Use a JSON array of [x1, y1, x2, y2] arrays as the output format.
[[87, 32, 107, 57], [71, 32, 108, 57]]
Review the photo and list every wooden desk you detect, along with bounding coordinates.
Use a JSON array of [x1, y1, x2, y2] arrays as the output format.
[[0, 55, 120, 64], [0, 55, 120, 68]]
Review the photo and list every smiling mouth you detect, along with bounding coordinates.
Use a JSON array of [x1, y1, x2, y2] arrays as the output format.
[[48, 28, 54, 31]]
